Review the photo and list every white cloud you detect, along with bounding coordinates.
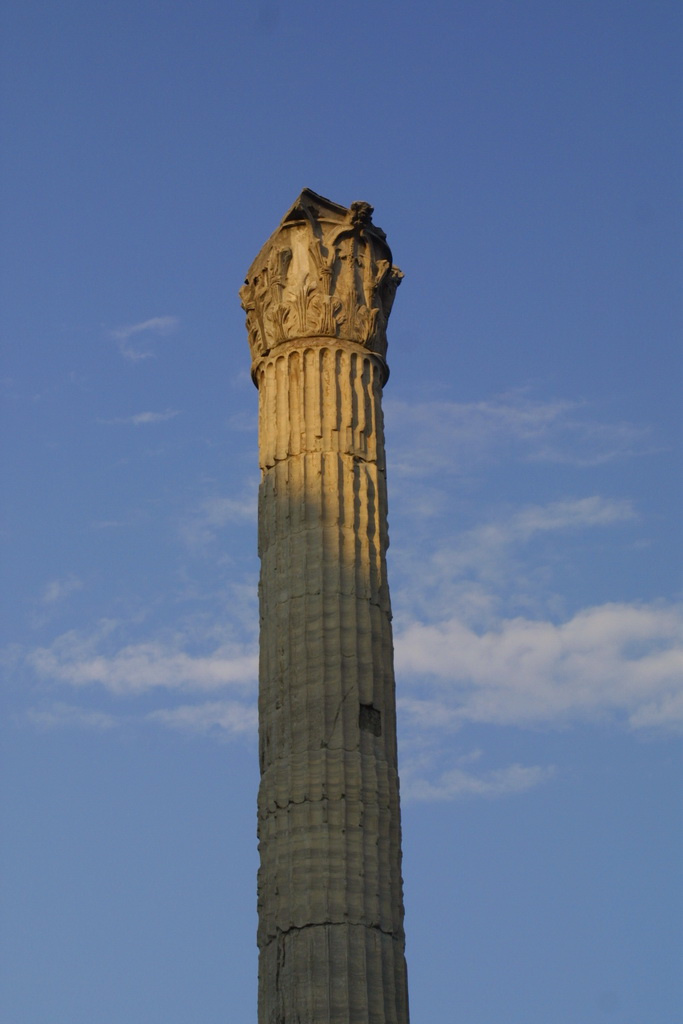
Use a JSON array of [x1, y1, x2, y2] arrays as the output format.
[[20, 593, 681, 801], [27, 622, 258, 695], [390, 496, 637, 628], [385, 391, 651, 478], [395, 601, 683, 731], [111, 315, 178, 341], [27, 702, 117, 731], [148, 699, 257, 737], [451, 496, 635, 571], [510, 496, 635, 536], [40, 576, 83, 605], [180, 494, 257, 548], [110, 315, 179, 361], [100, 409, 181, 426], [402, 761, 555, 801]]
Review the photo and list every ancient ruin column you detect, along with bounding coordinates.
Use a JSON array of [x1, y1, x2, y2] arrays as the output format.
[[240, 189, 409, 1024]]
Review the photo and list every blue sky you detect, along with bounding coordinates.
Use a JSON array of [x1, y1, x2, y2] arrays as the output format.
[[1, 1, 681, 1021]]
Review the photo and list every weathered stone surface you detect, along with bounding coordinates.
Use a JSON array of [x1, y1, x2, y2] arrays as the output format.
[[243, 190, 408, 1024], [240, 188, 404, 374]]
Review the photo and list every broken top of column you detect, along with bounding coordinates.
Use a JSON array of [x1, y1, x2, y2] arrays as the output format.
[[239, 188, 403, 378]]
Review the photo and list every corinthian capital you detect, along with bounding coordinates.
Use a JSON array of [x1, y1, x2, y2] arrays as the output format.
[[239, 189, 403, 371]]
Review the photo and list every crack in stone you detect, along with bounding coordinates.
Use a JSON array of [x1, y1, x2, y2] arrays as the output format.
[[260, 748, 395, 773], [271, 591, 389, 613], [261, 920, 401, 949], [258, 792, 393, 817], [264, 452, 380, 467], [320, 687, 355, 749]]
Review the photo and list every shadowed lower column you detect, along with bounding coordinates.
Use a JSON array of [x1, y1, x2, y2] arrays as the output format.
[[240, 190, 409, 1024]]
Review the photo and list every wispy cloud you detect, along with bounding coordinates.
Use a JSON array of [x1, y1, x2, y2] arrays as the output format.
[[455, 496, 635, 564], [385, 391, 652, 478], [395, 601, 683, 731], [110, 316, 179, 361], [27, 621, 258, 696], [180, 494, 257, 548], [510, 496, 635, 535], [40, 576, 83, 605], [20, 594, 681, 802], [454, 495, 634, 575], [24, 600, 681, 735], [391, 496, 637, 626], [402, 761, 555, 801], [148, 699, 257, 737], [99, 409, 181, 426], [27, 702, 117, 731]]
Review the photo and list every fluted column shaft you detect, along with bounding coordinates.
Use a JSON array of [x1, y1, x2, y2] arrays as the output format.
[[255, 338, 409, 1024]]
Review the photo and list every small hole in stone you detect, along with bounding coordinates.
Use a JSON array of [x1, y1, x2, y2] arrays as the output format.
[[359, 703, 382, 736]]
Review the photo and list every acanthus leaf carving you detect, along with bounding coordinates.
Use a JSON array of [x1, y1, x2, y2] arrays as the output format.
[[241, 190, 402, 367], [293, 278, 317, 337]]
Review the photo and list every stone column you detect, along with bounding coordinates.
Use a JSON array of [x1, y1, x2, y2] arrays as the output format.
[[240, 189, 409, 1024]]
